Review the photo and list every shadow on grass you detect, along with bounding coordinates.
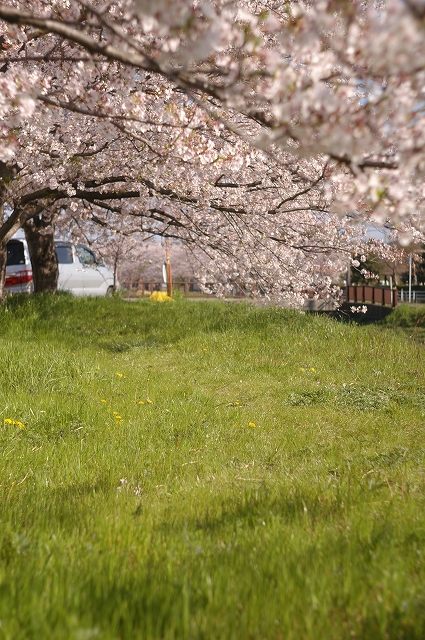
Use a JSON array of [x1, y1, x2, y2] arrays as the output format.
[[155, 487, 350, 537]]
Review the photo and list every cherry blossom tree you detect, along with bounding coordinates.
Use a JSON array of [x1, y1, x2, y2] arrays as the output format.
[[49, 138, 365, 305], [0, 53, 369, 305], [0, 98, 396, 303], [0, 0, 425, 226], [0, 0, 418, 302]]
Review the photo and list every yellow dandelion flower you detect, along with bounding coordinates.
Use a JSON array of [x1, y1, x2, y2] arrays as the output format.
[[235, 402, 240, 406], [116, 373, 124, 377], [101, 399, 107, 403], [311, 367, 315, 372], [114, 414, 122, 420], [203, 348, 207, 351], [248, 422, 256, 428], [5, 418, 25, 428], [301, 368, 305, 373], [147, 399, 153, 404], [138, 401, 145, 405]]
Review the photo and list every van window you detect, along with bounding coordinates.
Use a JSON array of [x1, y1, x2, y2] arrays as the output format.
[[55, 245, 74, 264], [7, 241, 26, 266], [76, 246, 96, 266]]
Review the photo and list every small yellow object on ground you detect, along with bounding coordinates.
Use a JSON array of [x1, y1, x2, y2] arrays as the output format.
[[149, 291, 174, 302], [5, 418, 25, 429]]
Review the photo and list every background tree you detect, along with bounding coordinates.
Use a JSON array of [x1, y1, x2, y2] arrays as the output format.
[[415, 247, 425, 286]]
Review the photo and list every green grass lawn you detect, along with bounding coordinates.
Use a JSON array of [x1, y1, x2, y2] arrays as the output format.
[[1, 295, 424, 640]]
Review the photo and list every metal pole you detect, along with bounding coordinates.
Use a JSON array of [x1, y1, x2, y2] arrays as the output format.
[[345, 256, 351, 303], [408, 253, 412, 303], [165, 238, 172, 298]]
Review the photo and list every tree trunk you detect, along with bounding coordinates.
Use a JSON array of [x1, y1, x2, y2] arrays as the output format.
[[23, 210, 59, 293]]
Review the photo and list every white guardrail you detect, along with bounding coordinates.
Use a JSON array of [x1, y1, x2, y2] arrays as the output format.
[[398, 290, 425, 303]]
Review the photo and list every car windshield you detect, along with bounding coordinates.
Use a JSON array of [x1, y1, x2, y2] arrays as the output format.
[[55, 245, 74, 264], [7, 241, 26, 266]]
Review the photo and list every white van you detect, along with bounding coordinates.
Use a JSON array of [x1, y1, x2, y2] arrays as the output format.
[[55, 241, 116, 296], [5, 234, 116, 296]]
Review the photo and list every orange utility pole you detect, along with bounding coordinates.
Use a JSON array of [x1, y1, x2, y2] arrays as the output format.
[[165, 237, 172, 297]]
